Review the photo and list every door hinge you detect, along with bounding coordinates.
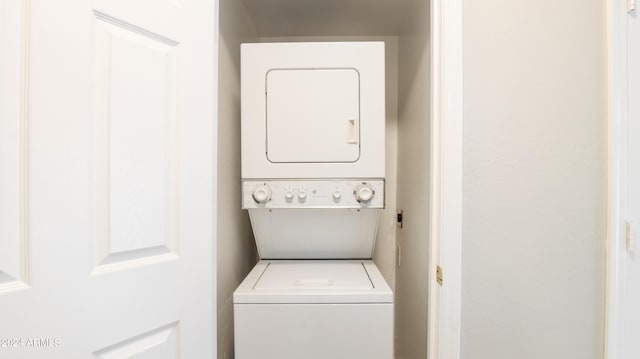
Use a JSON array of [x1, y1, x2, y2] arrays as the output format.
[[627, 220, 635, 252], [397, 210, 403, 228], [436, 265, 443, 286], [629, 0, 636, 13]]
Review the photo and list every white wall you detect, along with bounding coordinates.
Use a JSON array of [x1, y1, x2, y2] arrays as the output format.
[[217, 1, 258, 357], [461, 1, 607, 358], [394, 0, 431, 357]]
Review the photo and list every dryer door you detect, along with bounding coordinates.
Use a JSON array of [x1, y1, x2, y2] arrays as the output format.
[[266, 68, 360, 163]]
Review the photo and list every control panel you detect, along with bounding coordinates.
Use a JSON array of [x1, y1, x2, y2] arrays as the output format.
[[242, 180, 385, 209]]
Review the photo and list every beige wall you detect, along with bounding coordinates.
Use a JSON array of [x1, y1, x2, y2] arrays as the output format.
[[394, 0, 431, 357], [216, 0, 258, 358], [461, 1, 607, 358]]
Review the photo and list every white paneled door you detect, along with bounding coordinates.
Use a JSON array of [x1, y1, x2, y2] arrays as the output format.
[[0, 0, 216, 358]]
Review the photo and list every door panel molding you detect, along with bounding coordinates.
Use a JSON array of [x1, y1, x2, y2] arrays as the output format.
[[91, 10, 180, 274], [93, 322, 180, 358], [0, 0, 31, 293]]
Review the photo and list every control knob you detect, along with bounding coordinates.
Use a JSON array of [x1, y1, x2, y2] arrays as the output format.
[[298, 188, 307, 201], [252, 185, 271, 204], [354, 183, 375, 202], [285, 189, 294, 201]]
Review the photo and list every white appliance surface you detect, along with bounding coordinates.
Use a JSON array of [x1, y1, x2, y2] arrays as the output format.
[[247, 209, 380, 259], [242, 179, 385, 209], [256, 261, 372, 289], [234, 260, 393, 359], [242, 179, 384, 259], [234, 302, 393, 359], [266, 68, 360, 163], [236, 41, 391, 359], [234, 260, 393, 304], [241, 41, 385, 179]]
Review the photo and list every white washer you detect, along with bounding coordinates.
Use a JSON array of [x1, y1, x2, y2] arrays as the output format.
[[234, 260, 393, 359]]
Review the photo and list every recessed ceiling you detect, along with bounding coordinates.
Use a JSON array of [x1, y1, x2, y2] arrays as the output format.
[[240, 0, 417, 37]]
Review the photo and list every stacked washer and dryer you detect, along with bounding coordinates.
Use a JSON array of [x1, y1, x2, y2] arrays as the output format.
[[234, 42, 393, 359]]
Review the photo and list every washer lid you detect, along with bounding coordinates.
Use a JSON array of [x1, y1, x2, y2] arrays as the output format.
[[255, 261, 373, 290], [234, 260, 393, 304]]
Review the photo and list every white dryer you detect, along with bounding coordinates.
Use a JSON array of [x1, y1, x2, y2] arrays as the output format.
[[241, 42, 385, 179], [235, 42, 392, 359]]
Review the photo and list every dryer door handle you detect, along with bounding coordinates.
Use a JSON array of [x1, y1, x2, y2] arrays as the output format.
[[347, 118, 358, 144]]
